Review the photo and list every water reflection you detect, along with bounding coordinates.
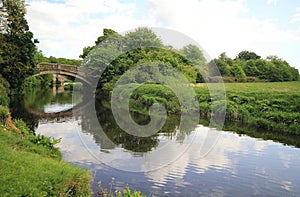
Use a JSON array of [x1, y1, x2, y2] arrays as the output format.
[[35, 116, 300, 196], [10, 87, 300, 196], [11, 86, 83, 125]]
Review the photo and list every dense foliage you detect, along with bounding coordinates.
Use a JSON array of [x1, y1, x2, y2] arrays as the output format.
[[82, 29, 299, 95], [80, 28, 300, 136], [0, 75, 9, 122], [81, 27, 207, 93], [210, 51, 299, 82], [0, 0, 38, 90]]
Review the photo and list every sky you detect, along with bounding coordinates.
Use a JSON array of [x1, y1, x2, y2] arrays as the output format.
[[25, 0, 300, 70]]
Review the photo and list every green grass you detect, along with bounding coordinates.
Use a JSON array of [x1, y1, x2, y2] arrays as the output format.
[[118, 81, 300, 135], [195, 81, 300, 135], [223, 81, 300, 93], [0, 123, 92, 196], [195, 81, 300, 94]]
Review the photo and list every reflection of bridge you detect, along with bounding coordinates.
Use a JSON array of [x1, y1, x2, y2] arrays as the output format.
[[27, 107, 74, 118], [26, 63, 92, 86], [26, 99, 91, 120]]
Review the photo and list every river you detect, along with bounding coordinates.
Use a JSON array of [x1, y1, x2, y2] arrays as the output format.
[[11, 86, 300, 196]]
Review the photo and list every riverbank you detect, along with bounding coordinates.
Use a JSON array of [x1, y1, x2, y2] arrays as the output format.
[[200, 81, 300, 135], [0, 119, 92, 196], [0, 75, 92, 196], [113, 81, 300, 135]]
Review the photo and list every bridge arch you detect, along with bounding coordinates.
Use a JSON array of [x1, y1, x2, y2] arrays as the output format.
[[26, 63, 92, 86]]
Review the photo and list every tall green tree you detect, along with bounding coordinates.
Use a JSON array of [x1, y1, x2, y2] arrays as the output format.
[[0, 0, 37, 90], [82, 28, 203, 91], [79, 28, 120, 59], [210, 52, 231, 76], [124, 27, 163, 50], [236, 50, 261, 61]]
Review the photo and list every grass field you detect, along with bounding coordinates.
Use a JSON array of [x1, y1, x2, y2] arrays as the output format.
[[194, 81, 300, 93], [0, 121, 92, 196], [124, 81, 300, 135], [194, 81, 300, 135], [224, 81, 300, 93]]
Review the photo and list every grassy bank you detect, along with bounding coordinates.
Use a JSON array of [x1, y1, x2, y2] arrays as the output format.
[[200, 81, 300, 135], [0, 120, 92, 196], [122, 81, 300, 135], [0, 75, 92, 196]]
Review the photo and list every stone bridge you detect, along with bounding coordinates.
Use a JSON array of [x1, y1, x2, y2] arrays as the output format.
[[27, 63, 92, 86]]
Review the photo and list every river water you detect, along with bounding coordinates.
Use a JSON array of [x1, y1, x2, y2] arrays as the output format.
[[11, 87, 300, 196]]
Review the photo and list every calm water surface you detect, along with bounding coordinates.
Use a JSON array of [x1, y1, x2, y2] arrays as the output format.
[[12, 87, 300, 196]]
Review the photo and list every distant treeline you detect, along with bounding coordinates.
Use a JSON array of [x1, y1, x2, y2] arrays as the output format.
[[209, 51, 299, 82], [82, 28, 299, 88], [34, 51, 82, 66]]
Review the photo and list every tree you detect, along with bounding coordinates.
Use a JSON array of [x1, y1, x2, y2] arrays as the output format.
[[230, 61, 246, 80], [243, 60, 260, 77], [0, 0, 37, 90], [95, 28, 118, 45], [209, 53, 231, 76], [236, 50, 261, 61], [79, 28, 120, 59], [82, 28, 202, 91], [180, 44, 206, 65], [219, 52, 233, 65], [124, 27, 163, 49], [0, 1, 7, 32]]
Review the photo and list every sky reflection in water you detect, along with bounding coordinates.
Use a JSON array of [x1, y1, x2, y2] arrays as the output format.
[[36, 117, 300, 196]]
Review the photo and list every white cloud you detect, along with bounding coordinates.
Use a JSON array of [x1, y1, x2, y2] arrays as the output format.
[[147, 0, 300, 62], [267, 0, 279, 6], [26, 0, 154, 59], [25, 0, 300, 69], [289, 8, 300, 24]]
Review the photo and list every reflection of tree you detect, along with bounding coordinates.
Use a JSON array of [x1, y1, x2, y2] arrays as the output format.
[[23, 87, 53, 110], [23, 87, 79, 112], [10, 95, 39, 131], [10, 86, 82, 131], [79, 99, 160, 153], [223, 122, 300, 148], [79, 98, 199, 154]]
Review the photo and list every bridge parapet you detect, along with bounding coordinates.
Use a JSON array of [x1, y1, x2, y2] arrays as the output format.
[[28, 63, 92, 86], [37, 63, 79, 73]]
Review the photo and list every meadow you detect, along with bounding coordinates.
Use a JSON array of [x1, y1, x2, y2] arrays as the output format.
[[197, 81, 300, 135], [126, 81, 300, 135]]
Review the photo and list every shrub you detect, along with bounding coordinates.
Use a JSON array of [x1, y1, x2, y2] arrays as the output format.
[[0, 105, 10, 123], [13, 119, 32, 135], [0, 94, 8, 106]]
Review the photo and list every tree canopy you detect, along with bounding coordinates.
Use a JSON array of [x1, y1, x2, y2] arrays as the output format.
[[81, 27, 207, 92], [210, 51, 299, 82], [0, 0, 37, 90], [82, 29, 299, 89]]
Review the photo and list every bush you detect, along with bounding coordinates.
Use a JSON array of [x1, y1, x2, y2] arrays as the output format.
[[0, 94, 8, 106], [0, 74, 10, 90], [0, 105, 10, 123], [0, 75, 9, 106]]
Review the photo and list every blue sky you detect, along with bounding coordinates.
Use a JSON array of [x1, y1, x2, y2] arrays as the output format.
[[26, 0, 300, 70]]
